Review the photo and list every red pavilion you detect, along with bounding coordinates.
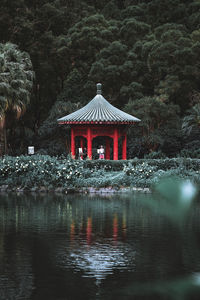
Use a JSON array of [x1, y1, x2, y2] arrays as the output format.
[[57, 83, 140, 160]]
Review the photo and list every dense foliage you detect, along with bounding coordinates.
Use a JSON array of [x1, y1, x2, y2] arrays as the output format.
[[0, 42, 34, 155], [0, 155, 199, 191], [0, 0, 200, 157]]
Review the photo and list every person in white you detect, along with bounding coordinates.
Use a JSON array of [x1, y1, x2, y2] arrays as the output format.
[[79, 147, 83, 159], [99, 145, 104, 159]]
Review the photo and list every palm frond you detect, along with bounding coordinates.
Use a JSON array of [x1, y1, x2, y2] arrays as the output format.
[[0, 82, 10, 93], [0, 114, 5, 129], [0, 42, 34, 125]]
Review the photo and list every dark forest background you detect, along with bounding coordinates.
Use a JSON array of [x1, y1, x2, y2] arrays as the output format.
[[1, 0, 200, 158]]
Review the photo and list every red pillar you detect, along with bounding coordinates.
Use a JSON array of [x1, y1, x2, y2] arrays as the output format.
[[113, 127, 118, 160], [105, 137, 110, 160], [122, 134, 127, 160], [87, 127, 92, 160], [71, 127, 75, 159]]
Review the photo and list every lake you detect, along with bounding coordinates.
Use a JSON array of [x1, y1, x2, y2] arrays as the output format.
[[0, 192, 200, 300]]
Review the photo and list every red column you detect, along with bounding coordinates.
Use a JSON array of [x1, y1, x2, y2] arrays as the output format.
[[122, 134, 127, 160], [87, 127, 92, 160], [71, 127, 75, 159], [105, 137, 110, 160], [113, 128, 118, 160]]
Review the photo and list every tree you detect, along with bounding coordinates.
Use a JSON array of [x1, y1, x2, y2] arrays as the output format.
[[144, 0, 188, 27], [37, 100, 82, 155], [66, 14, 118, 73], [89, 40, 148, 106], [142, 23, 200, 111], [1, 0, 200, 155], [182, 103, 200, 136], [0, 42, 34, 155], [125, 96, 181, 157]]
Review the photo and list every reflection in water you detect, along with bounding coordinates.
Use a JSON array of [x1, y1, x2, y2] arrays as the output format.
[[113, 213, 118, 242], [0, 240, 33, 300], [68, 242, 135, 285], [70, 220, 75, 241], [86, 217, 92, 245], [56, 200, 135, 286], [0, 193, 200, 299]]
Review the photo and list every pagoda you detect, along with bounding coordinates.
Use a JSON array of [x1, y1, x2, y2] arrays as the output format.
[[57, 83, 140, 160]]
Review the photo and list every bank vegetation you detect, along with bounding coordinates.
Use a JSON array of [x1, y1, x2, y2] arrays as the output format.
[[0, 155, 199, 192]]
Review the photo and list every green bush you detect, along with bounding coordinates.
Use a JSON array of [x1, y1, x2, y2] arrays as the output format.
[[84, 157, 200, 172], [122, 159, 200, 187], [0, 155, 83, 189], [0, 155, 200, 190], [179, 149, 200, 159], [144, 151, 166, 159], [83, 159, 126, 171]]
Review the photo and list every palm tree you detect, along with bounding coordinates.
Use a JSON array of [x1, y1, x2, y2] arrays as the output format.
[[182, 104, 200, 136], [0, 42, 34, 155]]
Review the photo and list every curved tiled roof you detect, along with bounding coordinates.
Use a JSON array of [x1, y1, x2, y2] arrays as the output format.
[[57, 84, 140, 124]]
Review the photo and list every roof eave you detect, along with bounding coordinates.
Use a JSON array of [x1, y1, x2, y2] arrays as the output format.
[[58, 120, 140, 125]]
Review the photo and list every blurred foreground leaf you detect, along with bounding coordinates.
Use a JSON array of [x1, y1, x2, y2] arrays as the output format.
[[114, 273, 200, 300], [142, 177, 197, 225]]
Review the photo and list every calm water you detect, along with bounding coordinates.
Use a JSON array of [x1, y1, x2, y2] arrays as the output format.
[[0, 192, 200, 300]]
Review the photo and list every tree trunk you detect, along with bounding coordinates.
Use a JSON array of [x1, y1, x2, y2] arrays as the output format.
[[0, 125, 8, 156], [4, 127, 7, 155], [0, 130, 4, 156]]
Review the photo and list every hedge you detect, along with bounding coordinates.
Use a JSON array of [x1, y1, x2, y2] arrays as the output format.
[[0, 155, 199, 191]]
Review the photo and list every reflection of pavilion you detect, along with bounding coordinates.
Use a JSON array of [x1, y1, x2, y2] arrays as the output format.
[[70, 214, 127, 245], [59, 214, 136, 285], [69, 241, 136, 285]]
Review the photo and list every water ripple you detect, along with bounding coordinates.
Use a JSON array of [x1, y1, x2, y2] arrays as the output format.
[[56, 241, 136, 284]]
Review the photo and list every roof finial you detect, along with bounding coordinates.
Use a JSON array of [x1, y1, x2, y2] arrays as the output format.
[[97, 83, 102, 95]]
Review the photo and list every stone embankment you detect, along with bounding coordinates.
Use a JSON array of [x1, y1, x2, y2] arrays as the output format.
[[0, 185, 150, 194]]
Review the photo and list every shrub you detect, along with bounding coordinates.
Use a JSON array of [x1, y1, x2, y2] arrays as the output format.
[[144, 151, 166, 159], [0, 155, 200, 190], [179, 149, 200, 159], [0, 155, 84, 189]]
